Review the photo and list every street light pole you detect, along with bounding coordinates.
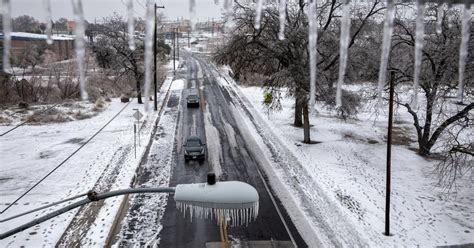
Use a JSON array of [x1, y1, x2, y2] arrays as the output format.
[[176, 28, 180, 61], [385, 70, 395, 236], [0, 174, 259, 240], [0, 187, 175, 240]]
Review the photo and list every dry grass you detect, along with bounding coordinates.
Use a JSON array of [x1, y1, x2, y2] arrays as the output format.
[[95, 99, 105, 108], [389, 124, 416, 146], [26, 113, 71, 123], [0, 116, 12, 125], [74, 110, 96, 120]]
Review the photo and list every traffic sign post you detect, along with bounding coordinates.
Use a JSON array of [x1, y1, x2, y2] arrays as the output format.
[[133, 109, 143, 147], [134, 123, 137, 159]]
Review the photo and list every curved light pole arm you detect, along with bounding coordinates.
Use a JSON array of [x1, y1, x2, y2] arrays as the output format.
[[0, 187, 175, 240]]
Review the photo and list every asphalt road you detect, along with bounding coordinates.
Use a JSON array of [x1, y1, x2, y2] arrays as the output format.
[[158, 51, 307, 247]]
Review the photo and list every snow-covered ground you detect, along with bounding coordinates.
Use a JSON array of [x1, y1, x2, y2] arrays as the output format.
[[0, 61, 179, 246], [1, 54, 471, 246], [229, 81, 473, 246], [112, 79, 184, 247]]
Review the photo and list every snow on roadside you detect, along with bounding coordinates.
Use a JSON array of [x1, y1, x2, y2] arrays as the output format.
[[203, 97, 223, 178], [0, 98, 144, 246], [234, 84, 473, 246], [76, 77, 179, 246], [228, 103, 330, 246], [0, 73, 175, 246], [94, 84, 182, 247]]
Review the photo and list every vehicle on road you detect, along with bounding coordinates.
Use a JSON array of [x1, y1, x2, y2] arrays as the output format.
[[186, 94, 200, 108], [183, 136, 206, 162]]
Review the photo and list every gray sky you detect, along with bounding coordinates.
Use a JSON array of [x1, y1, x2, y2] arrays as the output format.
[[10, 0, 223, 23]]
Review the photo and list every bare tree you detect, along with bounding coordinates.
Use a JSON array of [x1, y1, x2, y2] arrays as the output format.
[[434, 124, 473, 191], [12, 44, 44, 75], [388, 5, 473, 189], [391, 5, 473, 156], [92, 14, 146, 103], [92, 14, 171, 104], [215, 0, 385, 143], [11, 15, 41, 33]]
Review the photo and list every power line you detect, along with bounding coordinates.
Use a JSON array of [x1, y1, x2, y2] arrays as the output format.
[[0, 100, 133, 214], [135, 0, 147, 10], [0, 192, 88, 223], [120, 0, 145, 16], [0, 90, 80, 137]]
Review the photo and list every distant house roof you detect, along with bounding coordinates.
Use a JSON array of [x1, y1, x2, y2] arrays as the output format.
[[0, 32, 74, 41]]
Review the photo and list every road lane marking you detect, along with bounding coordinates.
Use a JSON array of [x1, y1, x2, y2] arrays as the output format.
[[219, 212, 228, 248], [191, 114, 197, 135]]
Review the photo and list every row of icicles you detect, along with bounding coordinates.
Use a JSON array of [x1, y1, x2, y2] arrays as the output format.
[[1, 0, 471, 110], [176, 201, 259, 227], [253, 0, 472, 108]]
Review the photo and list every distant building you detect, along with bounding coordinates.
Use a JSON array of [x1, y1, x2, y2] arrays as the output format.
[[160, 19, 224, 39], [0, 32, 75, 64], [161, 19, 190, 39]]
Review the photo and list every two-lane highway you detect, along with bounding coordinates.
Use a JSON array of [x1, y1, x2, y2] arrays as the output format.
[[159, 51, 306, 247], [111, 51, 307, 247]]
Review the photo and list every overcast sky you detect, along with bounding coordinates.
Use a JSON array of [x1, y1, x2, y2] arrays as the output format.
[[9, 0, 224, 23]]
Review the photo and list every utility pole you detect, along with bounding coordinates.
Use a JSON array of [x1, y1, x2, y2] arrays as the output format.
[[385, 70, 395, 236], [154, 3, 165, 111], [211, 18, 214, 37], [187, 28, 190, 48], [176, 28, 179, 61]]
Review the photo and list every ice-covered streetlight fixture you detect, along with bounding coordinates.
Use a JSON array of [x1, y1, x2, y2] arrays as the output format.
[[175, 176, 259, 227], [0, 174, 259, 240]]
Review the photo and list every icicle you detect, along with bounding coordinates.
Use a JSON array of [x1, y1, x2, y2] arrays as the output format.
[[189, 0, 196, 30], [2, 0, 12, 72], [377, 0, 396, 103], [71, 0, 88, 100], [308, 0, 318, 110], [223, 0, 233, 31], [255, 0, 264, 30], [436, 3, 444, 35], [126, 0, 136, 50], [457, 4, 471, 103], [175, 203, 259, 227], [412, 2, 425, 108], [143, 0, 154, 112], [447, 4, 453, 29], [43, 0, 53, 45], [278, 0, 287, 40], [335, 0, 351, 107], [224, 0, 232, 12]]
